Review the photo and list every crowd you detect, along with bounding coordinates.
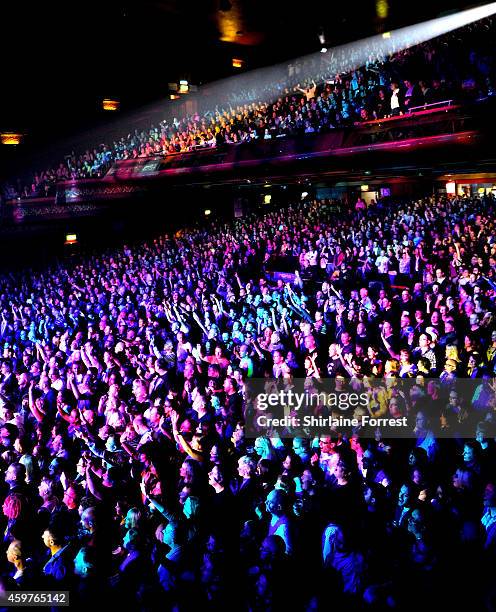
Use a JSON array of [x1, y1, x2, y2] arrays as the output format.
[[4, 18, 495, 200], [0, 191, 496, 609]]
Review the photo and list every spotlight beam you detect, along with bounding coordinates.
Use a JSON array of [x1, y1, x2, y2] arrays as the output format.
[[11, 3, 496, 177], [105, 2, 496, 129], [198, 2, 496, 113]]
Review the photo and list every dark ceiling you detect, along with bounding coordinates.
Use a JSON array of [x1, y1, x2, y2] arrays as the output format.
[[0, 0, 479, 156]]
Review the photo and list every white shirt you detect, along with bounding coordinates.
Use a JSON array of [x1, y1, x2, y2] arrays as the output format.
[[307, 250, 318, 266], [376, 255, 389, 274], [391, 89, 400, 110]]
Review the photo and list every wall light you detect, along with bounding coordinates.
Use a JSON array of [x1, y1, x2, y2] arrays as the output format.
[[102, 99, 119, 111], [1, 133, 23, 145], [376, 0, 389, 19]]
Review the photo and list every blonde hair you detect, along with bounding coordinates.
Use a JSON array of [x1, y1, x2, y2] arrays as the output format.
[[445, 345, 460, 362], [8, 540, 23, 560], [385, 359, 399, 374]]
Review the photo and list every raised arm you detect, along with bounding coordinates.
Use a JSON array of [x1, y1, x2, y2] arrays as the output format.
[[171, 411, 203, 462], [234, 272, 243, 289], [28, 381, 45, 422], [270, 307, 279, 332], [140, 481, 179, 522], [380, 333, 400, 361], [57, 404, 72, 423], [250, 338, 264, 359], [191, 311, 209, 337], [66, 371, 81, 401], [85, 462, 104, 502]]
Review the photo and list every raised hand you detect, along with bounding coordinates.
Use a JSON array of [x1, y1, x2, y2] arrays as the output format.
[[170, 410, 180, 430]]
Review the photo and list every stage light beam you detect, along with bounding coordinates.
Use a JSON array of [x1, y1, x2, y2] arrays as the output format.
[[30, 3, 496, 166]]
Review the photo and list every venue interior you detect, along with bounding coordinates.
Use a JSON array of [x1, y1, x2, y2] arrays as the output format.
[[1, 1, 496, 610]]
